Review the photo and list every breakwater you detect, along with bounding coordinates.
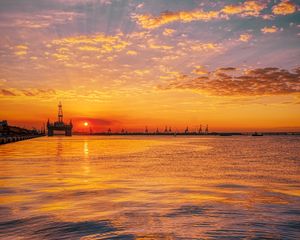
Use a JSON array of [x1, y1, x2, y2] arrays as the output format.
[[0, 135, 44, 145]]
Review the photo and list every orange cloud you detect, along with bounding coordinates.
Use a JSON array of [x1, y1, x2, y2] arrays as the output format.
[[16, 45, 28, 50], [190, 42, 222, 52], [77, 46, 101, 51], [1, 89, 16, 96], [261, 26, 278, 33], [239, 33, 252, 42], [132, 9, 220, 29], [52, 53, 70, 61], [14, 44, 28, 56], [134, 69, 150, 76], [222, 0, 267, 16], [192, 66, 209, 75], [132, 1, 267, 29], [126, 50, 137, 55], [159, 67, 300, 96], [45, 32, 130, 67], [163, 28, 176, 36], [272, 0, 297, 15], [147, 39, 173, 50], [14, 51, 27, 56], [52, 33, 129, 51], [0, 88, 56, 97]]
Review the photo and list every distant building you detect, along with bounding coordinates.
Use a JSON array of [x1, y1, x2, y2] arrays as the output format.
[[164, 126, 168, 133], [205, 125, 209, 134], [185, 126, 189, 134], [198, 124, 202, 134], [0, 120, 8, 127]]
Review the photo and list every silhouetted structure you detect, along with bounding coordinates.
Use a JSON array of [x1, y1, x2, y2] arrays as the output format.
[[0, 120, 8, 127], [252, 132, 263, 136], [0, 120, 44, 144], [205, 125, 208, 134], [198, 125, 202, 134], [164, 126, 168, 133], [185, 126, 189, 134], [47, 102, 72, 136]]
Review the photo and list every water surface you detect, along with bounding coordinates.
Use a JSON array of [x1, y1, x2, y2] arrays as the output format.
[[0, 136, 299, 239]]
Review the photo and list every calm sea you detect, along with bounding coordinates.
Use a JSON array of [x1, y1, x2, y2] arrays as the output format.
[[0, 136, 299, 239]]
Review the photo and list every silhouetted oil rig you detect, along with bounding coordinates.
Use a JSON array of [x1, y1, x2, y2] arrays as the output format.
[[47, 102, 72, 136]]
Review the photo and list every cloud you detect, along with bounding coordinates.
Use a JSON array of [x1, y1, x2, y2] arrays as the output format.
[[0, 88, 116, 102], [222, 0, 267, 17], [126, 50, 137, 55], [192, 66, 209, 75], [134, 69, 150, 76], [52, 33, 129, 53], [99, 0, 112, 5], [52, 53, 70, 61], [132, 1, 268, 29], [77, 46, 101, 51], [147, 39, 173, 50], [54, 0, 102, 3], [1, 89, 16, 96], [175, 40, 223, 53], [136, 3, 144, 9], [0, 11, 83, 29], [239, 33, 252, 42], [53, 33, 122, 45], [14, 44, 29, 56], [158, 67, 300, 96], [163, 28, 176, 36], [217, 67, 237, 71], [132, 10, 220, 29], [16, 45, 28, 50], [14, 51, 27, 56], [190, 43, 222, 52], [272, 0, 298, 15], [0, 88, 56, 97], [261, 26, 278, 33], [46, 32, 130, 66]]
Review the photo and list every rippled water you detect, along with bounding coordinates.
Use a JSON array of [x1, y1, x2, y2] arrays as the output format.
[[0, 136, 299, 239]]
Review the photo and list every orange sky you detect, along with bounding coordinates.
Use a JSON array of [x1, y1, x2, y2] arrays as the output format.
[[0, 0, 299, 132]]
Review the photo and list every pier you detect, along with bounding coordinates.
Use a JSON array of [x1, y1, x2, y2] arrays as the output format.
[[0, 135, 43, 144], [0, 120, 45, 145]]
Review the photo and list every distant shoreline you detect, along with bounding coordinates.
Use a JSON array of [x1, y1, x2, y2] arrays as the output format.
[[73, 132, 300, 136]]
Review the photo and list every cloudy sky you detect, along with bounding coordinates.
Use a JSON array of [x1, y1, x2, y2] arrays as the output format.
[[0, 0, 299, 131]]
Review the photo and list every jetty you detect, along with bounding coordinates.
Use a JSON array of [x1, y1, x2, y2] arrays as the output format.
[[0, 120, 44, 145]]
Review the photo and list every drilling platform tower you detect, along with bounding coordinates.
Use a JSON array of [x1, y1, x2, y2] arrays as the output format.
[[47, 102, 72, 136]]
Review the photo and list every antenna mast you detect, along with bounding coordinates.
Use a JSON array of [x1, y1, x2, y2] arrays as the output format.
[[58, 102, 63, 123]]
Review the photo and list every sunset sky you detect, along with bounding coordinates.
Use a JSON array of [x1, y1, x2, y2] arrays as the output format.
[[0, 0, 299, 132]]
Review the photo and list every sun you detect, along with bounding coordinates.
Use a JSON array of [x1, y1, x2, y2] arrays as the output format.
[[84, 122, 88, 127]]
